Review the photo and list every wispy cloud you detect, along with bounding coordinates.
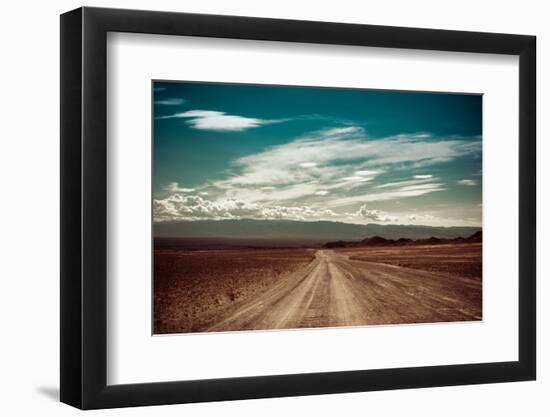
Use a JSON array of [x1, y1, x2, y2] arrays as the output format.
[[375, 177, 433, 189], [356, 170, 379, 176], [154, 98, 186, 105], [213, 126, 477, 204], [165, 182, 195, 193], [342, 176, 373, 182], [156, 110, 283, 131], [457, 179, 477, 186], [408, 213, 435, 222], [155, 126, 480, 224], [329, 183, 446, 207]]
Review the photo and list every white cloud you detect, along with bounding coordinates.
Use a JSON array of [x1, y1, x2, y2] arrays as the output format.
[[355, 205, 398, 222], [154, 195, 257, 221], [218, 127, 479, 190], [155, 126, 480, 223], [408, 213, 434, 222], [457, 179, 477, 186], [400, 183, 444, 192], [156, 109, 281, 131], [153, 194, 337, 222], [375, 178, 432, 189], [342, 176, 372, 182], [238, 182, 321, 202], [164, 182, 195, 193], [330, 182, 446, 207], [202, 126, 478, 211], [154, 98, 186, 105], [356, 170, 379, 176], [319, 126, 364, 138]]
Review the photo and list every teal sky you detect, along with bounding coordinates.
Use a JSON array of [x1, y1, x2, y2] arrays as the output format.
[[153, 81, 482, 227]]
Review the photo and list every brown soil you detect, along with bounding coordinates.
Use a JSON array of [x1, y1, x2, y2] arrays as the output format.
[[343, 243, 482, 279], [154, 248, 315, 334], [154, 243, 482, 334]]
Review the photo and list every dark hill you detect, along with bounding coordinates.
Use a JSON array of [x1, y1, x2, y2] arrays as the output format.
[[323, 232, 481, 249], [395, 238, 413, 245], [466, 231, 483, 242], [417, 236, 443, 245], [362, 236, 394, 246], [323, 240, 349, 249]]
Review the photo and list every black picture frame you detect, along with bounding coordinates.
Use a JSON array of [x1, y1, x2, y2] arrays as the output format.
[[60, 6, 536, 410]]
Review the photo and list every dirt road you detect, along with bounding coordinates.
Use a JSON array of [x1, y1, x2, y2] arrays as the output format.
[[206, 249, 482, 332]]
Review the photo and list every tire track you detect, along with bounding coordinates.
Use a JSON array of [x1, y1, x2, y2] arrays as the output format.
[[204, 249, 482, 332]]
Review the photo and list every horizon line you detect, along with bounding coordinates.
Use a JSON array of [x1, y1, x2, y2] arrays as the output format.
[[153, 218, 482, 229]]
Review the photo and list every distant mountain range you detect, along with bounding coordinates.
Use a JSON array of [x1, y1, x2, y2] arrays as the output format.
[[324, 230, 482, 248], [154, 219, 481, 241]]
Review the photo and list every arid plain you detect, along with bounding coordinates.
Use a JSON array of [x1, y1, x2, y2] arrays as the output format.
[[154, 237, 482, 334]]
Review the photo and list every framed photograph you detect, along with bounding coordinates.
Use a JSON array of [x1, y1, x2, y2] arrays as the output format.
[[60, 7, 536, 409]]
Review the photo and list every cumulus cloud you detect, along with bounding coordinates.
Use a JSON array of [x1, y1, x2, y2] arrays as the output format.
[[156, 109, 282, 131], [457, 179, 477, 186], [154, 98, 186, 105], [153, 194, 337, 222], [408, 214, 434, 222], [355, 205, 398, 222]]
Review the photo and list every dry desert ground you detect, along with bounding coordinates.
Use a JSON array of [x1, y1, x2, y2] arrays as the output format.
[[154, 241, 482, 334]]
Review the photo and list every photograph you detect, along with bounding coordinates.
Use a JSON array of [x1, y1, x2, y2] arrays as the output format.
[[152, 81, 483, 335], [54, 4, 539, 411]]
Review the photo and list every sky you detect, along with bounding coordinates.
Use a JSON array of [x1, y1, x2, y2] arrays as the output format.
[[153, 81, 482, 227]]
